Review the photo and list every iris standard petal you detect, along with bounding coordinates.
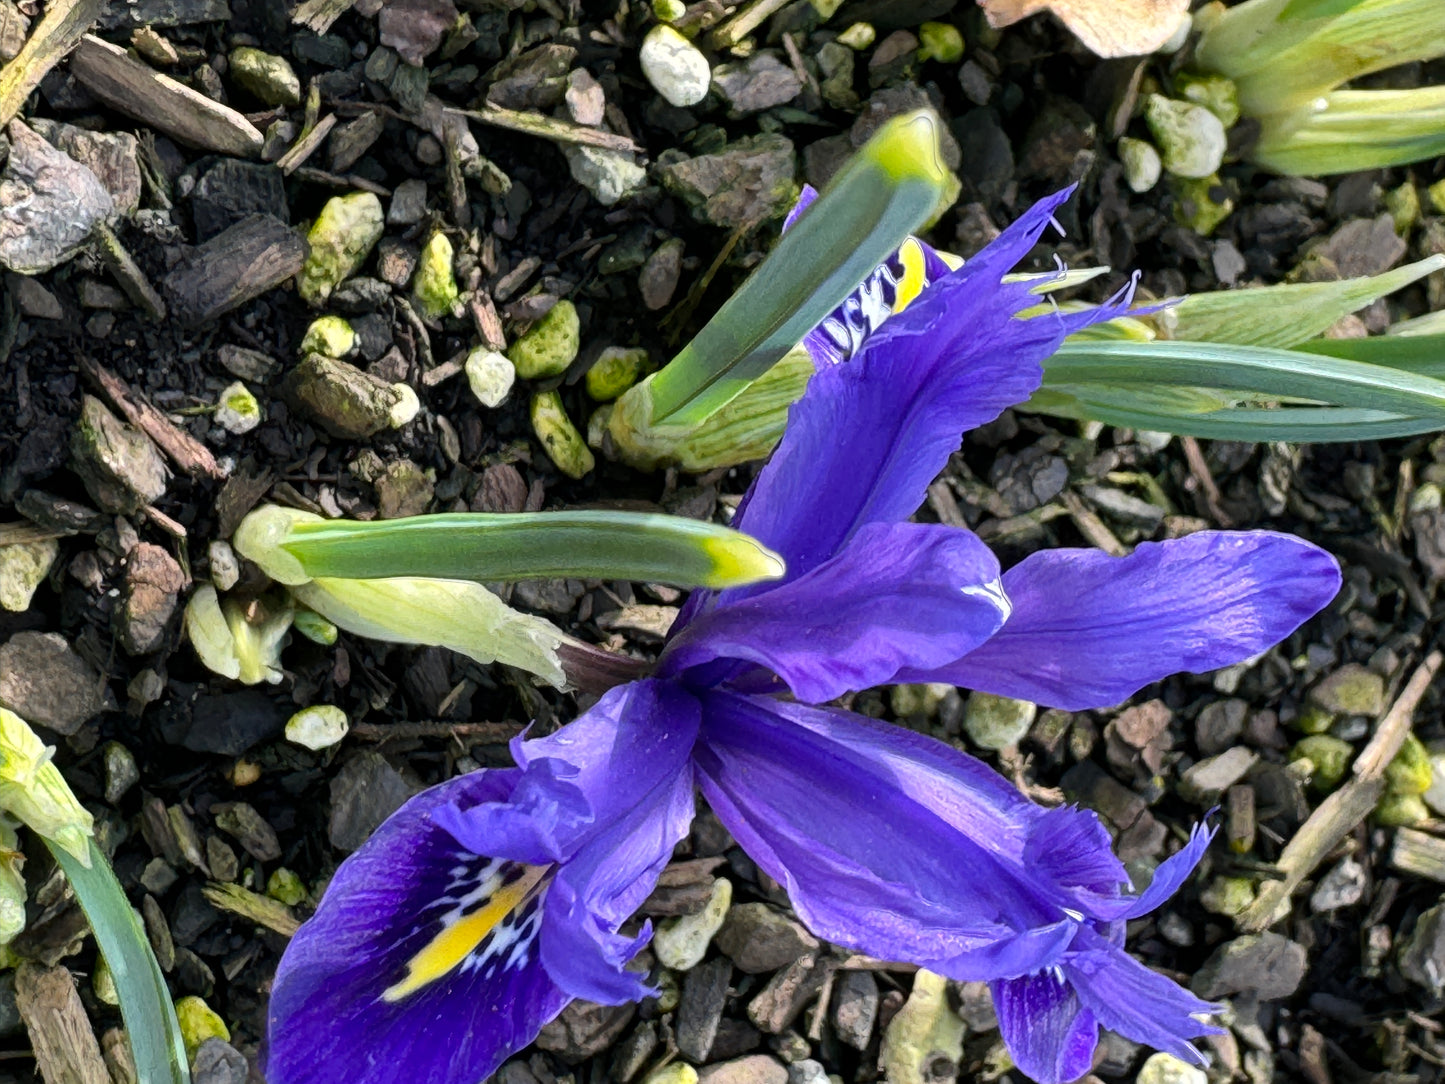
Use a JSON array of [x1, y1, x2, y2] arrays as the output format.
[[1064, 925, 1223, 1067], [693, 689, 1072, 978], [991, 970, 1099, 1084], [909, 530, 1341, 710], [539, 682, 701, 1003], [659, 522, 1009, 703], [730, 189, 1084, 582], [265, 771, 567, 1084]]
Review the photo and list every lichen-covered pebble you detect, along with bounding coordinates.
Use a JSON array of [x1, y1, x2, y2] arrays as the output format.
[[918, 22, 963, 63], [412, 232, 459, 318], [0, 539, 58, 612], [267, 867, 308, 906], [299, 315, 356, 359], [297, 192, 385, 306], [586, 346, 648, 401], [1119, 137, 1162, 193], [1145, 95, 1227, 179], [531, 390, 595, 479], [964, 692, 1036, 750], [509, 300, 581, 380], [175, 995, 230, 1058], [1290, 735, 1354, 791], [653, 877, 731, 970], [229, 46, 301, 106], [215, 381, 262, 435], [286, 705, 349, 751]]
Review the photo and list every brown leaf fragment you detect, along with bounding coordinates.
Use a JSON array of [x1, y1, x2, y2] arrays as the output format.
[[979, 0, 1189, 58]]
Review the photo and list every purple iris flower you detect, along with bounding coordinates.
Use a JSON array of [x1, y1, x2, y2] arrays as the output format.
[[265, 190, 1341, 1084]]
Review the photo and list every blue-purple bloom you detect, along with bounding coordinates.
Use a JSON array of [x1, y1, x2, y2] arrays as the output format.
[[265, 191, 1341, 1084]]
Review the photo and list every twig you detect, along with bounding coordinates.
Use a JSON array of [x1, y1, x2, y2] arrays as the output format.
[[446, 103, 641, 153], [0, 0, 105, 126], [80, 356, 224, 480], [0, 522, 70, 546], [1180, 435, 1233, 527], [1061, 490, 1126, 556], [348, 721, 523, 743], [94, 223, 167, 320], [1237, 650, 1442, 931], [708, 0, 790, 48], [276, 113, 337, 174]]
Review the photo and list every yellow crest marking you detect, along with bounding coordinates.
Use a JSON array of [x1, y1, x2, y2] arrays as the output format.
[[891, 240, 929, 315], [382, 864, 546, 1002]]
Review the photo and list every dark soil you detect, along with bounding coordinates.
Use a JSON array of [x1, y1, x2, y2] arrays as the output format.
[[2, 2, 1445, 1083]]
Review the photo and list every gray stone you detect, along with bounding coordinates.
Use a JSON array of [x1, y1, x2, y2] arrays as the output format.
[[1309, 664, 1385, 717], [676, 956, 731, 1063], [565, 68, 606, 126], [0, 120, 113, 274], [7, 274, 63, 319], [158, 688, 285, 756], [1178, 747, 1258, 804], [387, 178, 428, 226], [1398, 903, 1445, 994], [786, 1061, 827, 1084], [328, 752, 415, 851], [213, 801, 281, 861], [831, 970, 878, 1051], [1310, 856, 1366, 913], [564, 145, 646, 207], [1195, 698, 1248, 755], [656, 134, 797, 229], [639, 237, 683, 310], [70, 395, 168, 514], [285, 355, 411, 439], [715, 903, 819, 974], [698, 1056, 788, 1084], [1192, 932, 1308, 1000], [713, 52, 802, 114], [0, 631, 112, 735], [377, 0, 456, 66], [117, 542, 187, 655], [535, 1000, 635, 1060], [28, 119, 141, 217], [1136, 1052, 1206, 1084], [192, 1039, 248, 1084]]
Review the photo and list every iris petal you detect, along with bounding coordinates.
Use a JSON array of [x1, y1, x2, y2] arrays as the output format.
[[660, 522, 1009, 703], [907, 530, 1341, 709], [265, 771, 568, 1084], [693, 689, 1072, 978], [991, 970, 1099, 1084]]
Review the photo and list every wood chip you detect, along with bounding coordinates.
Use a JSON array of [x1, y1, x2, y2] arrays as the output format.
[[162, 212, 307, 326], [70, 34, 263, 157], [202, 882, 301, 937], [276, 112, 337, 174], [0, 0, 105, 126], [80, 355, 223, 480], [1237, 650, 1443, 931], [94, 223, 166, 320], [448, 103, 641, 153], [15, 964, 110, 1084]]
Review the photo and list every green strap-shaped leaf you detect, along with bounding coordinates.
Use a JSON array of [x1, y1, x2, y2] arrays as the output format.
[[1295, 333, 1445, 378], [50, 838, 190, 1084], [234, 505, 785, 590], [1254, 86, 1445, 175], [640, 109, 953, 427]]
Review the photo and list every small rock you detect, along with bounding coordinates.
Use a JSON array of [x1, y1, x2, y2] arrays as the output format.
[[586, 346, 648, 402], [715, 903, 819, 974], [698, 1056, 787, 1084], [918, 21, 963, 63], [1136, 1052, 1207, 1084], [640, 24, 710, 108], [656, 134, 797, 229], [0, 631, 111, 735], [832, 969, 878, 1050], [1192, 932, 1307, 1000], [713, 53, 802, 114], [214, 382, 262, 435], [509, 299, 580, 379], [29, 119, 141, 217], [103, 742, 140, 804], [565, 68, 606, 126], [1118, 136, 1162, 193], [374, 458, 433, 518], [117, 543, 187, 655], [0, 539, 59, 612], [964, 692, 1036, 750], [531, 391, 594, 479], [1300, 215, 1407, 281], [387, 178, 428, 226], [174, 995, 229, 1059], [486, 43, 575, 111], [286, 705, 349, 751], [1309, 664, 1385, 717], [675, 956, 731, 1062], [654, 877, 731, 971], [535, 1000, 635, 1060], [377, 0, 456, 66], [412, 232, 459, 317], [159, 688, 285, 756], [8, 274, 64, 319], [0, 120, 113, 274], [192, 1039, 249, 1084], [213, 801, 281, 861], [300, 315, 357, 359], [228, 47, 301, 107], [564, 145, 647, 207], [298, 191, 385, 306], [1290, 735, 1354, 791], [1179, 747, 1257, 804], [639, 238, 684, 310], [1398, 903, 1445, 994], [190, 160, 288, 243], [1310, 856, 1366, 912], [1144, 95, 1226, 179], [1195, 698, 1248, 755], [881, 970, 964, 1084], [285, 355, 414, 439], [329, 752, 414, 851], [465, 347, 516, 408], [643, 1065, 698, 1084], [217, 343, 280, 383]]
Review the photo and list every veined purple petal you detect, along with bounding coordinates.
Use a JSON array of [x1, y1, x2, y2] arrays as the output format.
[[1081, 819, 1217, 923], [991, 970, 1099, 1084], [907, 531, 1341, 710], [539, 682, 701, 1003], [1064, 925, 1223, 1067], [693, 689, 1072, 979], [265, 772, 568, 1084], [733, 189, 1100, 584], [659, 522, 1009, 703], [1022, 806, 1130, 897]]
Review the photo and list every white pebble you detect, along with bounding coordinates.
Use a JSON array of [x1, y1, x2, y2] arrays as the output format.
[[465, 347, 517, 408], [286, 705, 349, 751], [640, 25, 711, 108]]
